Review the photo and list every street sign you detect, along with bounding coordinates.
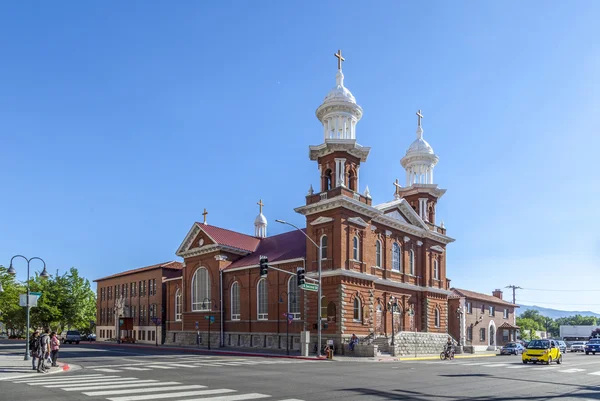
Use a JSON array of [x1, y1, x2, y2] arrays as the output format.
[[30, 291, 42, 297], [195, 321, 199, 329], [19, 294, 39, 307], [205, 316, 215, 323], [151, 317, 162, 325], [300, 283, 319, 292]]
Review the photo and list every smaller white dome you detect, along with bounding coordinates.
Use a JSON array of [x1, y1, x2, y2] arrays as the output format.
[[322, 70, 356, 105], [405, 127, 434, 156], [254, 213, 267, 225]]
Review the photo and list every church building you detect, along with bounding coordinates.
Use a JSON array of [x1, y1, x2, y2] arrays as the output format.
[[164, 51, 455, 353]]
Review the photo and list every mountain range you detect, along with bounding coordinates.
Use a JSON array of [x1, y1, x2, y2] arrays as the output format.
[[518, 305, 600, 319]]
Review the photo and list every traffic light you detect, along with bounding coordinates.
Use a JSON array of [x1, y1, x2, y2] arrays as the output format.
[[297, 267, 306, 287], [259, 256, 268, 277]]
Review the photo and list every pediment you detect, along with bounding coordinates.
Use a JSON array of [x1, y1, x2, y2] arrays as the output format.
[[430, 245, 445, 253], [396, 200, 428, 230], [384, 209, 409, 223], [176, 223, 216, 256], [310, 216, 334, 226], [348, 216, 369, 228]]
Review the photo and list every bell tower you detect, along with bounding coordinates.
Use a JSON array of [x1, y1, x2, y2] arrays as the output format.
[[308, 50, 371, 203]]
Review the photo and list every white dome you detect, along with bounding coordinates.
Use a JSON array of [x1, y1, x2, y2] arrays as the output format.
[[254, 213, 267, 225], [322, 70, 356, 105], [406, 137, 434, 156]]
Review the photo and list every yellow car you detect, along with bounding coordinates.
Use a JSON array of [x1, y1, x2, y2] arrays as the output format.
[[522, 339, 563, 365]]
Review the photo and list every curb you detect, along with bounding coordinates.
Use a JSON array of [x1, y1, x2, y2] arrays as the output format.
[[398, 353, 497, 361], [88, 341, 324, 361]]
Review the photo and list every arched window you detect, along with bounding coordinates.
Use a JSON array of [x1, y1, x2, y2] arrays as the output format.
[[353, 297, 362, 321], [231, 282, 240, 320], [175, 289, 182, 322], [348, 169, 356, 191], [409, 250, 415, 275], [324, 169, 332, 191], [392, 243, 401, 271], [288, 277, 300, 319], [327, 301, 337, 322], [375, 240, 382, 267], [320, 296, 327, 319], [434, 308, 440, 328], [433, 259, 439, 280], [353, 236, 360, 260], [257, 278, 268, 320], [191, 267, 210, 311], [320, 235, 328, 260]]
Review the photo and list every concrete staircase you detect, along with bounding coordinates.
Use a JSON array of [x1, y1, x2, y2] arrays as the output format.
[[372, 336, 391, 355]]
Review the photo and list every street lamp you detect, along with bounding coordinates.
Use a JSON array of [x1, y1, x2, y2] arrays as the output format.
[[276, 219, 323, 357], [388, 296, 399, 347], [7, 255, 49, 360]]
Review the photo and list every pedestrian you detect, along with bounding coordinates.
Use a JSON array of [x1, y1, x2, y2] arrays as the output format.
[[29, 331, 40, 370], [349, 333, 358, 351], [37, 328, 51, 373], [50, 331, 60, 367]]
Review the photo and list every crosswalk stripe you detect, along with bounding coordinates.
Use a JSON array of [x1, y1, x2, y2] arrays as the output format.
[[84, 384, 207, 396], [42, 378, 138, 388], [28, 376, 128, 386], [12, 374, 107, 383], [589, 371, 600, 375], [122, 367, 152, 371], [63, 380, 169, 391], [505, 366, 527, 369], [176, 394, 271, 401], [481, 364, 510, 367], [165, 364, 197, 368], [559, 368, 585, 373], [95, 368, 123, 372], [149, 365, 177, 369], [108, 388, 236, 401]]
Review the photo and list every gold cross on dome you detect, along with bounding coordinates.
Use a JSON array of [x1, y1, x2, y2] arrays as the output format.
[[416, 109, 424, 127], [257, 199, 264, 214], [334, 49, 345, 70], [202, 208, 208, 224]]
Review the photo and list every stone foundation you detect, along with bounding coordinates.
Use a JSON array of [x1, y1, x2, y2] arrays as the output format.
[[165, 331, 302, 351], [393, 331, 456, 356]]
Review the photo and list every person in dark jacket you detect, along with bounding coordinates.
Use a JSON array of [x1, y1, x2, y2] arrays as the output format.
[[29, 331, 40, 370]]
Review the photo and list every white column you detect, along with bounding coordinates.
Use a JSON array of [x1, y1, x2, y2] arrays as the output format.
[[430, 166, 434, 184], [356, 165, 360, 193], [340, 158, 346, 187]]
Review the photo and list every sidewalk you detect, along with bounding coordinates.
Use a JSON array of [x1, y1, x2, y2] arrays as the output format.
[[0, 354, 76, 381]]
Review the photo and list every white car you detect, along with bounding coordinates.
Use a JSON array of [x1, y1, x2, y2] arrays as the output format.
[[571, 341, 587, 352]]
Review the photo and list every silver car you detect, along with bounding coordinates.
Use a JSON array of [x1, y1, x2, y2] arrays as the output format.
[[571, 341, 587, 352]]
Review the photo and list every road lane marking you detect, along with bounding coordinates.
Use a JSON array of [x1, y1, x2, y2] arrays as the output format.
[[27, 376, 129, 386], [12, 374, 108, 383], [165, 364, 198, 368], [107, 388, 237, 401], [95, 368, 124, 372], [505, 365, 527, 369], [84, 384, 207, 396], [481, 364, 510, 367], [63, 381, 170, 391], [175, 395, 271, 401], [122, 367, 152, 371], [42, 378, 139, 387], [558, 368, 586, 373], [149, 365, 177, 369], [589, 371, 600, 375]]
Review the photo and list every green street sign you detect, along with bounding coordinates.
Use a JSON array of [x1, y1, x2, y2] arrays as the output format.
[[30, 292, 42, 297], [300, 283, 319, 292]]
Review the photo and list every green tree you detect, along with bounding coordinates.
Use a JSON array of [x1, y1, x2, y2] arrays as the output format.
[[517, 317, 542, 341], [0, 265, 26, 336]]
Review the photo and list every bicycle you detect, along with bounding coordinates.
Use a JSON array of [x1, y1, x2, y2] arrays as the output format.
[[440, 348, 455, 360]]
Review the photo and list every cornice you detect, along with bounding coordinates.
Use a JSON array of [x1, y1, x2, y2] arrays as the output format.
[[308, 141, 371, 162], [177, 244, 249, 259], [224, 258, 305, 273], [312, 269, 453, 296]]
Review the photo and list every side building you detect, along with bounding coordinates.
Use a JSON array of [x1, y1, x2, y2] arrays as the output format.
[[449, 288, 519, 351], [94, 261, 183, 344]]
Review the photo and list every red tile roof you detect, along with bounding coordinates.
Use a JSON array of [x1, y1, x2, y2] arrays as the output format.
[[94, 261, 183, 282], [197, 223, 260, 253], [451, 288, 518, 307], [224, 229, 307, 270], [498, 322, 520, 330]]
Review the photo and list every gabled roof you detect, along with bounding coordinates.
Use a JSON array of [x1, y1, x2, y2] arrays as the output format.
[[94, 261, 183, 282], [498, 322, 520, 330], [372, 198, 428, 230], [225, 229, 306, 270], [196, 223, 260, 252], [451, 288, 518, 308]]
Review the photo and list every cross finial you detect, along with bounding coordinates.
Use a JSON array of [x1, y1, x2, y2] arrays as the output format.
[[257, 199, 264, 214], [394, 179, 402, 199], [334, 49, 345, 70], [416, 110, 424, 127], [202, 208, 208, 225]]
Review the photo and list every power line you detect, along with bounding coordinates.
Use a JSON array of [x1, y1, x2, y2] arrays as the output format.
[[506, 285, 522, 304], [521, 287, 600, 292], [520, 300, 600, 306]]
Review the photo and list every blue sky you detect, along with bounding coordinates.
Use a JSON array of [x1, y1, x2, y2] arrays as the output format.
[[1, 2, 599, 312]]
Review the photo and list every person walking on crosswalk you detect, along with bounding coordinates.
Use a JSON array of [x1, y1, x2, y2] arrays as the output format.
[[37, 328, 51, 373], [29, 331, 40, 370]]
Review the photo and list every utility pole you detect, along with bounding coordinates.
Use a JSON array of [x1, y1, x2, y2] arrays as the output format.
[[506, 285, 522, 326], [505, 285, 522, 305]]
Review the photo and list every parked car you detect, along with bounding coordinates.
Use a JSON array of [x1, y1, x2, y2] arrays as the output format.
[[557, 340, 567, 354], [522, 339, 563, 365], [0, 333, 8, 339], [585, 339, 600, 355], [63, 330, 81, 344], [501, 342, 525, 355], [571, 341, 587, 352], [86, 333, 96, 341]]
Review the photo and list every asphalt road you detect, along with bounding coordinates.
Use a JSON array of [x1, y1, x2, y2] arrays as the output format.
[[1, 341, 600, 401]]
